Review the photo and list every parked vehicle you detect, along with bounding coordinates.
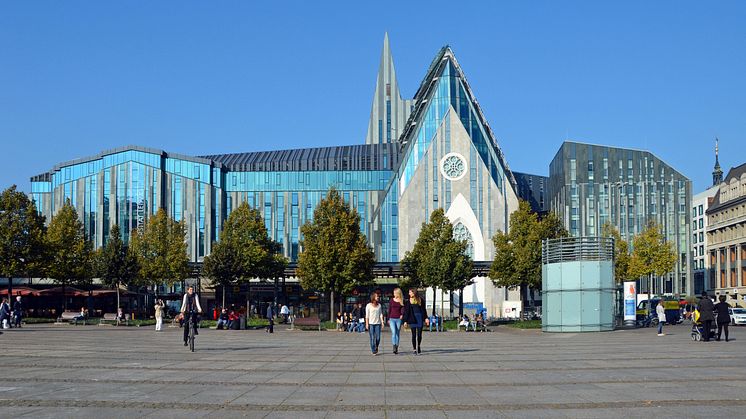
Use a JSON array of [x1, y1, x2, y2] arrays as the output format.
[[636, 299, 680, 324], [729, 307, 746, 325]]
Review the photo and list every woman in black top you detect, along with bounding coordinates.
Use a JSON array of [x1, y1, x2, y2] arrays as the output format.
[[403, 289, 429, 355], [714, 295, 731, 342]]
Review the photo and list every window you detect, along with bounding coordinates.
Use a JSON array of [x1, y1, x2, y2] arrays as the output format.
[[588, 161, 594, 181], [699, 205, 703, 216], [699, 219, 703, 229], [693, 233, 697, 244], [699, 232, 703, 242]]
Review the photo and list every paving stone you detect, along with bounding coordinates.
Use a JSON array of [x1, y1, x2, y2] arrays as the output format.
[[1, 323, 746, 417]]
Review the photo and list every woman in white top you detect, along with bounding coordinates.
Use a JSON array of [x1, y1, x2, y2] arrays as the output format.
[[154, 299, 164, 331], [365, 292, 385, 355], [656, 301, 666, 336]]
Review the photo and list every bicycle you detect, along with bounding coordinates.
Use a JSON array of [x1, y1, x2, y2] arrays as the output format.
[[183, 311, 198, 352]]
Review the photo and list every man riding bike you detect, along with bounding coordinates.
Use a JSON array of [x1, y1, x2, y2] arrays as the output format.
[[180, 286, 203, 347]]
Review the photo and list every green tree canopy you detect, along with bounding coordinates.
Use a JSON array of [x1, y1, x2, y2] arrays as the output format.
[[95, 225, 139, 308], [601, 222, 631, 282], [130, 208, 189, 288], [401, 208, 473, 292], [628, 221, 677, 280], [489, 200, 567, 302], [0, 185, 47, 291], [46, 200, 92, 309], [203, 202, 287, 288], [297, 188, 375, 318]]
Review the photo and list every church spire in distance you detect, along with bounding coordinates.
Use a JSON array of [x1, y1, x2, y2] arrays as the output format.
[[712, 137, 723, 186]]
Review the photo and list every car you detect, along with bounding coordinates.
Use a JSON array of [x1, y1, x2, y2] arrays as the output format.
[[729, 308, 746, 326]]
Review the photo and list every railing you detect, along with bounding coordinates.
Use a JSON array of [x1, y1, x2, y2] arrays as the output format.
[[542, 237, 614, 265]]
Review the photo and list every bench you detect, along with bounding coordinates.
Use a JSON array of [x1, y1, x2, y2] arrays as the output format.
[[291, 316, 321, 331], [99, 313, 127, 326], [57, 311, 86, 325]]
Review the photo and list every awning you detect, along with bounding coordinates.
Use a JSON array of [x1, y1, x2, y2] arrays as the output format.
[[1, 286, 41, 297], [37, 286, 87, 297]]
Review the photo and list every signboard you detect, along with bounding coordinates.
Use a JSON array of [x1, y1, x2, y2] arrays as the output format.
[[463, 302, 484, 311], [624, 281, 636, 321]]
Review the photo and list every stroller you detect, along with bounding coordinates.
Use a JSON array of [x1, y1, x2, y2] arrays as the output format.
[[690, 310, 716, 341]]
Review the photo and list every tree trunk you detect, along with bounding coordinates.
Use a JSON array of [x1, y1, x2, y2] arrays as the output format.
[[330, 290, 335, 323], [222, 285, 226, 308], [440, 288, 444, 320], [647, 274, 652, 317], [458, 288, 464, 317], [7, 277, 12, 302], [116, 281, 121, 314]]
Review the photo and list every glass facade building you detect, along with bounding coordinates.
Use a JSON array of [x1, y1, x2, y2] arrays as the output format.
[[548, 141, 693, 295], [29, 37, 526, 317]]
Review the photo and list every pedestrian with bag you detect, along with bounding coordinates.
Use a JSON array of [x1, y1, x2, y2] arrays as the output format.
[[403, 288, 429, 355], [388, 288, 404, 354]]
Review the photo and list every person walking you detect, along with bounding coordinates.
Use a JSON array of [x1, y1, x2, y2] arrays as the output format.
[[403, 289, 429, 355], [0, 298, 10, 329], [714, 295, 731, 342], [13, 296, 23, 328], [697, 292, 716, 342], [365, 292, 385, 355], [656, 301, 666, 336], [154, 299, 164, 331], [388, 288, 404, 354], [266, 303, 274, 333]]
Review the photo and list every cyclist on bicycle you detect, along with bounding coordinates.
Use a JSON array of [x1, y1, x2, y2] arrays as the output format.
[[180, 286, 202, 347]]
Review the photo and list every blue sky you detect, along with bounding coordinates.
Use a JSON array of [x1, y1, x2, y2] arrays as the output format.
[[1, 1, 744, 193]]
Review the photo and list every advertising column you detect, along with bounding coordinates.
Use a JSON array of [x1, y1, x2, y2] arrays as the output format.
[[623, 281, 636, 327]]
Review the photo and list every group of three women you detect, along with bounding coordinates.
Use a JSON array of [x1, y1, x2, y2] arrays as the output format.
[[364, 288, 429, 355]]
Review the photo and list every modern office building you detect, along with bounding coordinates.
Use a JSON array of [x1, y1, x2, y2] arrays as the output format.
[[513, 172, 549, 214], [548, 141, 693, 295], [691, 140, 723, 294], [707, 161, 746, 305], [29, 36, 522, 316]]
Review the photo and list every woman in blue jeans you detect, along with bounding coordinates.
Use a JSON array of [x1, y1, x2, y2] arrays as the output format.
[[365, 292, 385, 355], [388, 288, 404, 354]]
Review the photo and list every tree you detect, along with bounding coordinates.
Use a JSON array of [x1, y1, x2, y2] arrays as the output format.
[[46, 200, 92, 311], [297, 188, 375, 320], [203, 202, 287, 308], [401, 208, 473, 318], [95, 225, 139, 310], [0, 185, 47, 298], [628, 220, 677, 314], [489, 200, 567, 306], [130, 209, 189, 290], [601, 222, 631, 282]]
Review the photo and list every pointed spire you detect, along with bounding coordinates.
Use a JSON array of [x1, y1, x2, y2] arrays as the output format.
[[364, 33, 413, 144], [712, 137, 723, 186]]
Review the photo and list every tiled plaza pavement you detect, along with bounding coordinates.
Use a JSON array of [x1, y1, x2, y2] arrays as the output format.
[[1, 322, 746, 418]]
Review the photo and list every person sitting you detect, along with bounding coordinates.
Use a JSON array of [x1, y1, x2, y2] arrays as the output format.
[[476, 313, 485, 332], [429, 313, 440, 332], [228, 311, 239, 329], [74, 307, 87, 325], [458, 314, 470, 332], [216, 309, 229, 330], [115, 307, 125, 326]]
